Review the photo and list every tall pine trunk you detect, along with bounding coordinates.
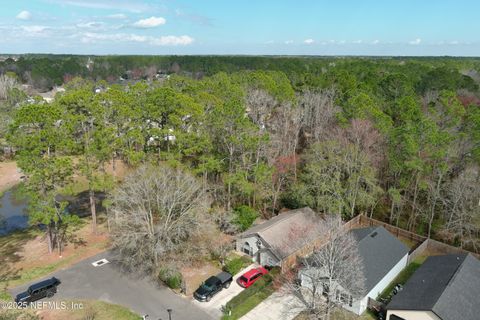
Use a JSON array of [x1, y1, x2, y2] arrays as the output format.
[[90, 188, 97, 234]]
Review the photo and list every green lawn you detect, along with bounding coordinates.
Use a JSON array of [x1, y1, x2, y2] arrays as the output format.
[[0, 300, 141, 320], [222, 268, 279, 320], [0, 223, 106, 301], [69, 300, 141, 320], [294, 309, 376, 320], [0, 228, 41, 300], [377, 258, 424, 301]]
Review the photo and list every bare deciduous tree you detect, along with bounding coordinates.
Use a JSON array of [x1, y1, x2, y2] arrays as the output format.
[[300, 89, 339, 143], [0, 74, 18, 100], [440, 166, 480, 252], [283, 215, 365, 320], [108, 164, 209, 273]]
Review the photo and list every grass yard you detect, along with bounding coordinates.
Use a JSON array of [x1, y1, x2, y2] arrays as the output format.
[[294, 309, 376, 320], [377, 257, 425, 301], [0, 220, 109, 301], [222, 268, 280, 320], [0, 300, 141, 320], [399, 237, 419, 250]]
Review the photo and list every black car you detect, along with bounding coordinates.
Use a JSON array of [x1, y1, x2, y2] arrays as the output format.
[[15, 277, 61, 305], [194, 271, 232, 302]]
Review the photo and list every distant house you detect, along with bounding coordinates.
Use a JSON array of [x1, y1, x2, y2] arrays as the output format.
[[387, 254, 480, 320], [301, 226, 409, 315], [236, 207, 325, 271]]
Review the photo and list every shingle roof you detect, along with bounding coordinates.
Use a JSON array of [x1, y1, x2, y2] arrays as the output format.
[[352, 226, 409, 293], [240, 207, 323, 259], [387, 254, 480, 320]]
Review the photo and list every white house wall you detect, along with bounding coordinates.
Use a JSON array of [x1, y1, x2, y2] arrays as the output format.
[[342, 295, 367, 315], [367, 253, 409, 301], [339, 253, 408, 315], [236, 236, 281, 266], [236, 236, 260, 258]]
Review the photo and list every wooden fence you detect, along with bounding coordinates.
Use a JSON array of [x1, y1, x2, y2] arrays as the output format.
[[355, 214, 427, 245], [280, 213, 478, 273]]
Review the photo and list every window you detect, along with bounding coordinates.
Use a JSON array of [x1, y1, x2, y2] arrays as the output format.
[[251, 273, 261, 281], [242, 242, 253, 256], [336, 291, 350, 305]]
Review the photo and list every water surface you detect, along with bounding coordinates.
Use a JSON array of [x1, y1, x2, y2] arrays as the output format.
[[0, 190, 29, 236]]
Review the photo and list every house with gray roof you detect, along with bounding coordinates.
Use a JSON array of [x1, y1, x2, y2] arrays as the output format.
[[300, 226, 409, 315], [386, 253, 480, 320], [236, 207, 325, 270]]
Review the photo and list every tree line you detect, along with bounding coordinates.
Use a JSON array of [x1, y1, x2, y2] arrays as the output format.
[[3, 57, 480, 258]]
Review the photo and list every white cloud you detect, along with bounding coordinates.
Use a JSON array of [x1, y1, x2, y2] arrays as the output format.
[[16, 11, 32, 20], [150, 35, 194, 46], [80, 32, 193, 46], [76, 21, 105, 29], [304, 38, 314, 44], [21, 25, 49, 33], [352, 40, 363, 44], [284, 40, 293, 44], [107, 13, 127, 20], [409, 38, 422, 45], [107, 13, 127, 19], [265, 40, 275, 44], [372, 39, 380, 45], [133, 16, 166, 28]]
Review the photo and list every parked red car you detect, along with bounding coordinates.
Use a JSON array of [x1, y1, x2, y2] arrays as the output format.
[[237, 266, 268, 288]]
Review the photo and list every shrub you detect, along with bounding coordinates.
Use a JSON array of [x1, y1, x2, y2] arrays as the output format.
[[158, 267, 182, 289], [223, 255, 252, 275], [232, 206, 259, 231]]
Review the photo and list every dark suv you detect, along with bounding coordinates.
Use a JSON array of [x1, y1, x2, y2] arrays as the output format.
[[15, 277, 61, 305]]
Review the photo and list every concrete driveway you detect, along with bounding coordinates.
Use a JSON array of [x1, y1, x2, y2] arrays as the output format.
[[10, 251, 212, 320], [192, 264, 256, 319], [240, 290, 303, 320]]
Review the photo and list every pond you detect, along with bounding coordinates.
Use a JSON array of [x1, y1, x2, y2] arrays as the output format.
[[0, 188, 107, 236], [0, 190, 29, 236]]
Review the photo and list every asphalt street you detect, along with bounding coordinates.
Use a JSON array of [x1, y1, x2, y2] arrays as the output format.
[[10, 251, 213, 320]]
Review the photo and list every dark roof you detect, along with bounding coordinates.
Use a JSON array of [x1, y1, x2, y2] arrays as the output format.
[[351, 227, 377, 241], [352, 226, 409, 293], [388, 254, 480, 320], [240, 207, 324, 259]]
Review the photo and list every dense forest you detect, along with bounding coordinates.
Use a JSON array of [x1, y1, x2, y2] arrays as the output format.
[[1, 55, 480, 253]]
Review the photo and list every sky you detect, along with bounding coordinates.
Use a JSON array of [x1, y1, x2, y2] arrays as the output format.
[[0, 0, 479, 56]]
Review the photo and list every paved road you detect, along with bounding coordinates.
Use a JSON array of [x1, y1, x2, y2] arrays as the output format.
[[10, 251, 213, 320]]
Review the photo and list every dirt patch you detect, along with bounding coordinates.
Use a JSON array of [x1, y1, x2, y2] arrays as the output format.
[[1, 220, 110, 293], [181, 263, 222, 296], [16, 221, 109, 274], [0, 161, 22, 193]]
